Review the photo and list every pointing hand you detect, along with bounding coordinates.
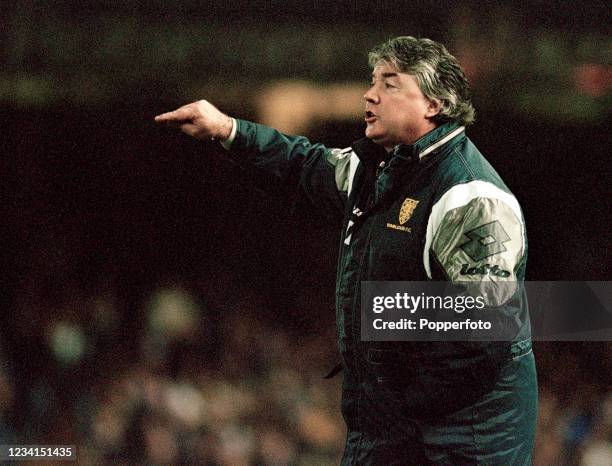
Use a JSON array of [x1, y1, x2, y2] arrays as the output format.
[[154, 100, 233, 141]]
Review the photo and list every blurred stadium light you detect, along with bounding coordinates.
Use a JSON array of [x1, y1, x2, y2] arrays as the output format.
[[1, 1, 609, 122]]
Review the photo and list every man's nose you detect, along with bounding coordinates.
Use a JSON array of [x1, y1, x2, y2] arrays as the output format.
[[364, 86, 379, 103]]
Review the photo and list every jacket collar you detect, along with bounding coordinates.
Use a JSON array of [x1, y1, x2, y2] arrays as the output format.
[[350, 136, 388, 167], [394, 122, 465, 161], [351, 121, 465, 166]]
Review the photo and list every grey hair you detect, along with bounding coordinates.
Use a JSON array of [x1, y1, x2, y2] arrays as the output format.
[[368, 36, 475, 126]]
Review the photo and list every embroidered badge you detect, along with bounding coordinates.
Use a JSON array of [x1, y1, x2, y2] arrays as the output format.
[[387, 198, 419, 233], [399, 198, 420, 225]]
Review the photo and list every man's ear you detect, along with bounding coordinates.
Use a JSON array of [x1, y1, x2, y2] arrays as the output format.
[[425, 98, 442, 118]]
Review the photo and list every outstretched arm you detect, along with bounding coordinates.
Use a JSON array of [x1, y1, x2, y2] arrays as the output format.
[[155, 100, 353, 222]]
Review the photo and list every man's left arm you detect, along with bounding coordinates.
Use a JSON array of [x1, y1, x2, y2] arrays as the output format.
[[426, 181, 526, 297], [426, 181, 529, 355], [424, 182, 529, 390]]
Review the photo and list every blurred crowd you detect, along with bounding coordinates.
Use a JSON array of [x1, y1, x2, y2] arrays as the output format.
[[0, 282, 610, 465]]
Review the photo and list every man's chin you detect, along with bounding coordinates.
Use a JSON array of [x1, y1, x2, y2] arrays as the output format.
[[365, 130, 385, 145], [365, 127, 381, 141], [365, 132, 394, 152]]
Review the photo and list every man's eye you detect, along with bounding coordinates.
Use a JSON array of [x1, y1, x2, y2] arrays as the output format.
[[385, 82, 396, 89]]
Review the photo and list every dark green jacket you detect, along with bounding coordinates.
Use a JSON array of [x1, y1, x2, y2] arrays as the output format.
[[228, 119, 536, 465]]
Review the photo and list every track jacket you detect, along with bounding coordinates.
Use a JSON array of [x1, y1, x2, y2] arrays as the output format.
[[226, 118, 537, 465]]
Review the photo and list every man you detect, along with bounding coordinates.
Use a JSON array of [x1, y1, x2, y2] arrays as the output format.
[[156, 36, 537, 465]]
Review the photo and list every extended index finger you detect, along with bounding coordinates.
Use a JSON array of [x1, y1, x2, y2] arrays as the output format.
[[154, 106, 193, 124]]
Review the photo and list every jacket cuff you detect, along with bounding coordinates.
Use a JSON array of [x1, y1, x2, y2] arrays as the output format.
[[220, 117, 238, 150]]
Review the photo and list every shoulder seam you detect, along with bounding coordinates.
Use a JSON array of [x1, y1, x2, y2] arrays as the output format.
[[453, 146, 476, 181]]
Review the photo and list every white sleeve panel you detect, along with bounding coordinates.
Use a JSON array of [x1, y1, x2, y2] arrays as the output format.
[[347, 152, 360, 196], [325, 148, 360, 194], [424, 180, 525, 279]]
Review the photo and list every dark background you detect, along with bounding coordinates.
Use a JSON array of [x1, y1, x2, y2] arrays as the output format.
[[0, 1, 610, 464]]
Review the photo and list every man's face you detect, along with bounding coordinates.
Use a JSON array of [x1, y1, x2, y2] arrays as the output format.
[[364, 62, 439, 150]]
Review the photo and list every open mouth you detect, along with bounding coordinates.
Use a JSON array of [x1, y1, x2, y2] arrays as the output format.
[[365, 111, 377, 122]]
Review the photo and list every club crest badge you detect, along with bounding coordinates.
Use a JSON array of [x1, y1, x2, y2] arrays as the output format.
[[399, 198, 419, 225]]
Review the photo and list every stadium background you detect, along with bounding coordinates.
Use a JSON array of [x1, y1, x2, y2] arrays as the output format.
[[0, 1, 610, 464]]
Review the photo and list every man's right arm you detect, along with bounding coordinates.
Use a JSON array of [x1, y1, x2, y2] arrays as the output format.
[[155, 100, 353, 220]]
